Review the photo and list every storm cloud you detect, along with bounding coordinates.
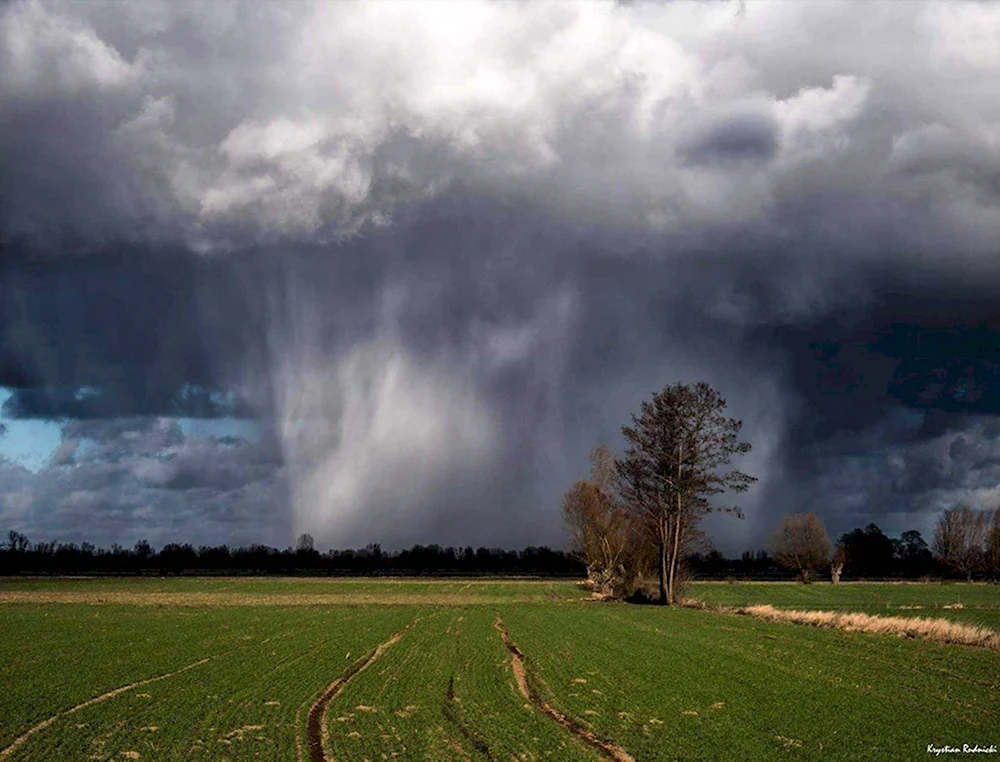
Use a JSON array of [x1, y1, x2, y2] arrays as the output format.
[[2, 0, 1000, 551]]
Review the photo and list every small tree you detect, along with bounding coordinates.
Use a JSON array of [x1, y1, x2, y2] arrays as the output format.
[[562, 446, 639, 598], [133, 539, 153, 560], [6, 530, 29, 553], [296, 533, 316, 553], [831, 542, 847, 584], [616, 382, 756, 605], [768, 512, 832, 583], [933, 506, 988, 581]]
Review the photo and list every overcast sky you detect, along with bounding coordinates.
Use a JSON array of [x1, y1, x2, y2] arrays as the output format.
[[2, 0, 1000, 554]]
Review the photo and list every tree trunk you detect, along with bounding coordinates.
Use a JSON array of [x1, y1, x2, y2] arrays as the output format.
[[665, 441, 683, 606], [658, 518, 668, 605], [667, 513, 682, 605]]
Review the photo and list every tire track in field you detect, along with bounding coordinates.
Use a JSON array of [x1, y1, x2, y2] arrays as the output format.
[[443, 674, 495, 760], [0, 655, 214, 761], [303, 618, 417, 762], [494, 617, 634, 762], [440, 613, 494, 760]]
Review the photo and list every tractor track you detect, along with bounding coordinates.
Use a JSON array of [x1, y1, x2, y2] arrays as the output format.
[[443, 674, 496, 761], [494, 617, 634, 762], [303, 618, 417, 762]]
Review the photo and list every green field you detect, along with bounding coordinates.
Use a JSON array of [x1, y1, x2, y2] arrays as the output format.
[[1, 578, 997, 761], [690, 581, 1000, 629]]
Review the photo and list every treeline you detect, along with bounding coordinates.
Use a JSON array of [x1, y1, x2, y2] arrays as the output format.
[[0, 531, 584, 577], [762, 507, 1000, 583], [688, 524, 946, 580]]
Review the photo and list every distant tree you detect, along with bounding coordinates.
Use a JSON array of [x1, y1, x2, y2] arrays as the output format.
[[830, 542, 846, 584], [934, 506, 988, 581], [838, 524, 895, 578], [893, 529, 934, 578], [7, 530, 29, 553], [767, 512, 832, 583], [296, 533, 316, 553], [133, 539, 153, 560], [986, 509, 1000, 582], [616, 382, 755, 605], [158, 543, 197, 574]]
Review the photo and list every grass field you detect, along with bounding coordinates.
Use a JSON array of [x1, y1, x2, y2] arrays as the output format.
[[1, 578, 997, 761], [690, 581, 1000, 629]]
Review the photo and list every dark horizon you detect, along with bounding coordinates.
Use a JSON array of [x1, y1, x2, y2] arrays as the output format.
[[3, 511, 976, 583], [0, 514, 946, 573]]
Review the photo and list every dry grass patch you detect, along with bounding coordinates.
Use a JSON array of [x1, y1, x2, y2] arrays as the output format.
[[775, 735, 803, 749], [733, 604, 1000, 650]]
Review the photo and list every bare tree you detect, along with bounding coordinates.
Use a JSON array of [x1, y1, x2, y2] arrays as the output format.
[[6, 530, 29, 553], [296, 533, 316, 553], [588, 444, 617, 496], [562, 446, 640, 598], [985, 508, 1000, 582], [831, 542, 847, 585], [616, 382, 756, 605], [933, 505, 988, 581], [768, 512, 832, 583]]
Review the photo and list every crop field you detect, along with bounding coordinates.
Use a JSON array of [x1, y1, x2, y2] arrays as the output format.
[[1, 578, 997, 761]]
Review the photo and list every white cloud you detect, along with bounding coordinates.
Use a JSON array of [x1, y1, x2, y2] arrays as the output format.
[[4, 0, 998, 251], [0, 0, 136, 96]]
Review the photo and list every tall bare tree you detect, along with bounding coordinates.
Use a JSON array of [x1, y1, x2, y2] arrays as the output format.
[[933, 505, 988, 581], [616, 382, 756, 605], [768, 512, 832, 582]]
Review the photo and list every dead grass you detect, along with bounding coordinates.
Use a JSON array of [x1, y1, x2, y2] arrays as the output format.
[[730, 604, 1000, 650]]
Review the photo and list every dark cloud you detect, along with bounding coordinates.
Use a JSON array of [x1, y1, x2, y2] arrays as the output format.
[[681, 112, 779, 165], [2, 1, 1000, 551]]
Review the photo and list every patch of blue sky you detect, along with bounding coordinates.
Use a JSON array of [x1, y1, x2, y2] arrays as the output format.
[[0, 387, 261, 471], [177, 417, 261, 442], [0, 388, 62, 472]]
